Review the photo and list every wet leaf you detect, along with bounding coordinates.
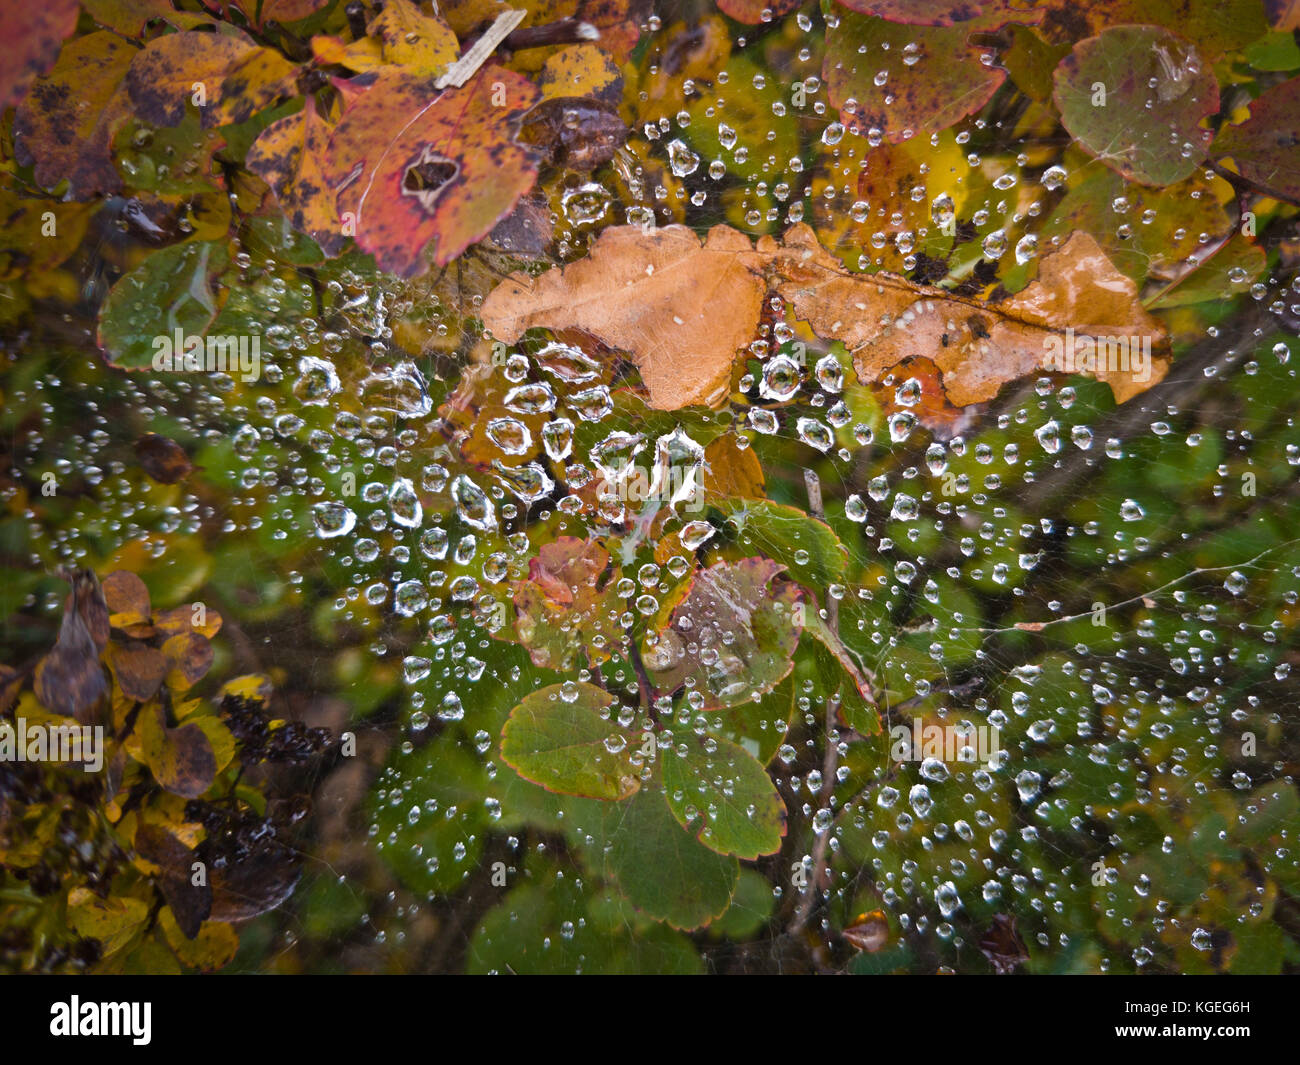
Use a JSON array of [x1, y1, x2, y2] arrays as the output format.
[[518, 97, 628, 171], [247, 97, 348, 255], [1053, 25, 1219, 186], [511, 536, 624, 668], [769, 224, 1170, 404], [134, 823, 212, 939], [481, 224, 768, 410], [107, 642, 168, 702], [538, 44, 623, 104], [843, 908, 890, 952], [67, 888, 150, 958], [135, 433, 196, 484], [604, 786, 739, 930], [716, 0, 803, 25], [718, 498, 847, 586], [34, 570, 110, 724], [824, 5, 1007, 143], [644, 557, 803, 710], [126, 29, 299, 130], [13, 31, 134, 200], [0, 0, 80, 112], [97, 240, 229, 371], [501, 682, 640, 800], [1213, 77, 1300, 203], [368, 0, 459, 77], [660, 734, 786, 858], [1040, 0, 1269, 60], [141, 703, 217, 798], [326, 65, 541, 274], [1149, 233, 1268, 307]]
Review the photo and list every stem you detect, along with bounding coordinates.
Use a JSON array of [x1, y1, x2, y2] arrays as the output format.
[[790, 469, 840, 936], [1207, 159, 1300, 210]]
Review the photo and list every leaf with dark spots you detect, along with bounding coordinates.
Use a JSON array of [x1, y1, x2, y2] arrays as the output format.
[[107, 642, 168, 702], [134, 823, 212, 939], [13, 31, 134, 201], [82, 0, 215, 37], [0, 0, 80, 112], [141, 703, 217, 798], [126, 29, 299, 130], [1213, 77, 1300, 203], [643, 558, 803, 711], [102, 570, 152, 621], [367, 0, 459, 77], [247, 96, 348, 255], [325, 66, 542, 275], [518, 97, 628, 171], [1053, 25, 1219, 186], [162, 632, 215, 691], [187, 801, 302, 922], [824, 4, 1007, 143], [34, 569, 110, 724], [135, 433, 195, 484]]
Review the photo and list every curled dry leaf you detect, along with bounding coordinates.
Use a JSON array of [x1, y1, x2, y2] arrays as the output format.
[[482, 221, 1169, 412], [979, 913, 1029, 973], [35, 569, 111, 724], [843, 909, 890, 952]]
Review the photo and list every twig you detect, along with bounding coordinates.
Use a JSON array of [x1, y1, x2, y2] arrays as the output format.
[[435, 9, 528, 89], [791, 469, 841, 936]]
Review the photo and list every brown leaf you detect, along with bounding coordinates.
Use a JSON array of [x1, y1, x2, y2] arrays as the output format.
[[843, 909, 890, 952], [34, 569, 110, 724], [162, 632, 215, 691], [108, 642, 168, 702], [0, 0, 80, 112], [979, 913, 1029, 973], [134, 823, 212, 939], [154, 604, 223, 640], [484, 222, 1168, 412], [135, 433, 195, 484], [102, 570, 152, 619], [141, 704, 217, 798], [13, 30, 134, 200], [481, 223, 768, 410]]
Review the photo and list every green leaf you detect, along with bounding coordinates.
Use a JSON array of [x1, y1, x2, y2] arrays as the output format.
[[661, 734, 786, 858], [717, 498, 848, 587], [604, 786, 739, 930], [500, 682, 640, 800], [97, 240, 229, 370], [1053, 26, 1219, 186]]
